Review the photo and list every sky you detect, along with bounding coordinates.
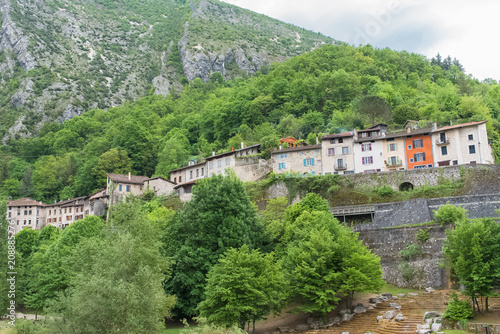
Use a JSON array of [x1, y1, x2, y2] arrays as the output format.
[[221, 0, 500, 81]]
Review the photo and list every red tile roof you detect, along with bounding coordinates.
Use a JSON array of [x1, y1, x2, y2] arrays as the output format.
[[106, 173, 149, 184], [271, 144, 321, 154], [434, 120, 487, 132], [7, 198, 45, 207]]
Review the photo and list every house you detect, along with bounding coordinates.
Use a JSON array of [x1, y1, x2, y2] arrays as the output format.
[[45, 196, 87, 230], [169, 161, 206, 186], [106, 172, 149, 204], [353, 124, 388, 173], [143, 176, 176, 196], [403, 127, 434, 169], [279, 137, 298, 148], [206, 144, 260, 177], [84, 188, 107, 217], [321, 132, 356, 175], [431, 121, 493, 166], [381, 133, 407, 171], [6, 198, 46, 235], [271, 144, 322, 176]]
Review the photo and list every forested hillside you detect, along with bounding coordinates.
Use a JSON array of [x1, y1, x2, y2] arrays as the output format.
[[0, 0, 333, 141], [1, 43, 500, 203]]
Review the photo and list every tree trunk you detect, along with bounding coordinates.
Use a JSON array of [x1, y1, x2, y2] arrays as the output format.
[[486, 297, 489, 312], [253, 318, 256, 334]]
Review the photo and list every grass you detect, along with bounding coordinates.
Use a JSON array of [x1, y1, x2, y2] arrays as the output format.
[[164, 328, 184, 334], [0, 320, 16, 334], [442, 330, 470, 334], [378, 282, 421, 295]]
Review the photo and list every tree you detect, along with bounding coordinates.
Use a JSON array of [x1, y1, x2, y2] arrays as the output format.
[[198, 245, 287, 332], [434, 203, 468, 226], [0, 201, 10, 311], [443, 218, 500, 313], [261, 196, 288, 241], [393, 105, 421, 125], [15, 228, 39, 260], [92, 148, 132, 187], [19, 165, 34, 198], [356, 95, 392, 126], [162, 173, 263, 317]]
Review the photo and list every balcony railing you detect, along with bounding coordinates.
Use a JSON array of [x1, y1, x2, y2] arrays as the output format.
[[335, 164, 347, 170], [385, 158, 402, 167], [435, 139, 450, 146]]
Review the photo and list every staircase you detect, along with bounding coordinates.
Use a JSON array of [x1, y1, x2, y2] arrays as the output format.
[[309, 291, 448, 334]]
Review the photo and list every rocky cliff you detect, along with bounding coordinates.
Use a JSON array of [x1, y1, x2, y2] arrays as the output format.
[[0, 0, 334, 141]]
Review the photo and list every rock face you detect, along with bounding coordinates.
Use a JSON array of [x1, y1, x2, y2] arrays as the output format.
[[0, 0, 335, 140]]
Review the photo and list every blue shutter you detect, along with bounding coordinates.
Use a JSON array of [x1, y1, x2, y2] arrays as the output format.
[[303, 159, 306, 166], [278, 163, 281, 170], [311, 158, 315, 166]]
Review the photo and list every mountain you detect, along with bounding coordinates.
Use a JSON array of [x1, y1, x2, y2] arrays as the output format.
[[0, 0, 335, 141]]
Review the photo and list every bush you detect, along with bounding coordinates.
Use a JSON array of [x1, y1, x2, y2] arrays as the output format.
[[398, 262, 415, 282], [415, 227, 431, 243], [375, 185, 395, 197], [399, 244, 421, 261], [434, 203, 468, 226], [443, 292, 474, 321]]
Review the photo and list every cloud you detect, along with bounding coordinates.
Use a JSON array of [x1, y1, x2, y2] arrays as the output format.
[[221, 0, 500, 80]]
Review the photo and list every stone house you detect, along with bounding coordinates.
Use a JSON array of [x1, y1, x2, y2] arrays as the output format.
[[143, 176, 176, 196], [45, 196, 87, 230], [84, 188, 107, 217], [106, 172, 149, 204], [6, 198, 46, 235], [271, 144, 322, 176], [431, 121, 493, 166], [321, 132, 356, 175]]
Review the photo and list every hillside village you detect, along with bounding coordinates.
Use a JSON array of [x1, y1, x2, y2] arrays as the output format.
[[7, 119, 493, 235]]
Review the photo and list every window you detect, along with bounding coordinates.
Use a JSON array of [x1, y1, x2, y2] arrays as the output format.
[[441, 146, 448, 155], [361, 132, 368, 138], [407, 145, 412, 150], [469, 145, 476, 154], [414, 152, 425, 162], [190, 170, 193, 179], [196, 169, 199, 177], [453, 160, 458, 165], [409, 158, 414, 163], [126, 185, 131, 192], [362, 156, 373, 165], [174, 177, 177, 183], [226, 157, 230, 165], [8, 212, 11, 218], [24, 220, 26, 225], [342, 147, 349, 154], [468, 134, 474, 140], [179, 176, 182, 183], [209, 162, 213, 169], [28, 210, 32, 215], [440, 132, 446, 143], [328, 148, 335, 156], [361, 143, 372, 152], [119, 185, 122, 191], [413, 139, 423, 148], [338, 138, 344, 143], [201, 168, 204, 176], [389, 143, 397, 151], [28, 220, 31, 225], [337, 158, 344, 168], [276, 153, 287, 159], [24, 210, 27, 215], [278, 162, 286, 170], [330, 139, 336, 144], [304, 158, 315, 166], [344, 171, 354, 175], [217, 160, 221, 167], [390, 156, 398, 165]]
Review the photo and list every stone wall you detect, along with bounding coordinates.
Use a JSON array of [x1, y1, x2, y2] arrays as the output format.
[[352, 193, 500, 231], [358, 225, 449, 289]]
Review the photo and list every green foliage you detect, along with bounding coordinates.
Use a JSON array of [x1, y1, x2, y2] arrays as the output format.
[[434, 203, 468, 226], [260, 196, 288, 241], [197, 245, 287, 328], [0, 201, 10, 312], [443, 292, 474, 321], [375, 185, 395, 197], [398, 262, 416, 282], [162, 173, 264, 317], [415, 227, 431, 243], [398, 244, 422, 261]]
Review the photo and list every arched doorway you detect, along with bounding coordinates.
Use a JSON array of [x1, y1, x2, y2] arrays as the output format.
[[399, 182, 414, 191]]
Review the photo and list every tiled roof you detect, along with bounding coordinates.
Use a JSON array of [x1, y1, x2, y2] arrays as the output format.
[[169, 161, 206, 173], [271, 144, 321, 154], [106, 173, 149, 184], [321, 132, 354, 139], [146, 176, 176, 184], [173, 179, 198, 189], [7, 198, 45, 207], [89, 188, 106, 200], [206, 144, 261, 161], [434, 120, 487, 132]]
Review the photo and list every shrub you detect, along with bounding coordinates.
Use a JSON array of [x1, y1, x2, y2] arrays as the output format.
[[415, 227, 431, 243], [443, 292, 474, 321], [375, 185, 395, 197], [399, 244, 421, 261], [398, 262, 415, 282], [434, 203, 468, 226]]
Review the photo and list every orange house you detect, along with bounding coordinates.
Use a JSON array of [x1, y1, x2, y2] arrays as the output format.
[[404, 130, 434, 169], [280, 137, 298, 148]]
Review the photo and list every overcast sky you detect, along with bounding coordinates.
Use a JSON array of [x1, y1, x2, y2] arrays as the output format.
[[221, 0, 500, 81]]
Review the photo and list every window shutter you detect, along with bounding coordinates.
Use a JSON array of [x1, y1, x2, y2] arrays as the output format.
[[311, 158, 315, 166], [395, 143, 398, 150], [423, 153, 426, 161], [370, 156, 373, 164], [303, 159, 306, 166], [279, 163, 281, 170], [414, 153, 417, 161], [387, 144, 390, 151], [361, 145, 365, 152], [369, 143, 372, 151]]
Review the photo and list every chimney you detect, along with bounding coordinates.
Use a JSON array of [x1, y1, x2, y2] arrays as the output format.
[[450, 120, 453, 126], [241, 141, 244, 149], [316, 134, 319, 145], [433, 122, 437, 130], [128, 172, 131, 180], [232, 147, 234, 151], [279, 144, 282, 150], [212, 151, 215, 156], [406, 127, 411, 134]]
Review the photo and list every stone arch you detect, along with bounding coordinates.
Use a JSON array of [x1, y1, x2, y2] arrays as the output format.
[[399, 182, 414, 192]]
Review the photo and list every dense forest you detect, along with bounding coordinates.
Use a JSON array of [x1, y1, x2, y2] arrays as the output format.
[[1, 43, 500, 202]]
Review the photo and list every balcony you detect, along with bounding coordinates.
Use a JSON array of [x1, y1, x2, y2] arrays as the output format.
[[335, 164, 347, 170], [385, 158, 403, 167], [435, 139, 450, 146]]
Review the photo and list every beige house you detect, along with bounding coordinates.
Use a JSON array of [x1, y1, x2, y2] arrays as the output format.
[[431, 121, 494, 166], [381, 134, 407, 171], [106, 172, 149, 204], [46, 196, 87, 230], [321, 132, 356, 175], [6, 198, 46, 235], [272, 144, 322, 176], [85, 188, 107, 217], [206, 144, 261, 177], [143, 176, 176, 196]]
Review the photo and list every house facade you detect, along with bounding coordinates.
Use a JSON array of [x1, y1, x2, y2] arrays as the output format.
[[106, 172, 149, 204], [272, 145, 322, 176], [6, 198, 46, 235], [144, 177, 176, 196], [321, 132, 356, 175], [382, 135, 406, 171], [404, 128, 434, 169]]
